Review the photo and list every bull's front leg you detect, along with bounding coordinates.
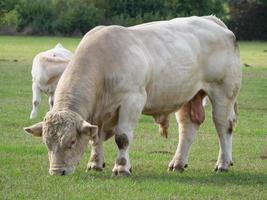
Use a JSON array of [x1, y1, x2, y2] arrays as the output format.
[[112, 129, 132, 176], [86, 129, 115, 172], [112, 92, 146, 176], [86, 140, 105, 171]]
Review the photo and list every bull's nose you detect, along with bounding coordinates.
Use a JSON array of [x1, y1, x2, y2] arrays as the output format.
[[49, 167, 75, 176], [49, 168, 65, 176]]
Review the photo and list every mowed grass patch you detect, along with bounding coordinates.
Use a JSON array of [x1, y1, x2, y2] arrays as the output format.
[[0, 36, 267, 199], [239, 41, 267, 68]]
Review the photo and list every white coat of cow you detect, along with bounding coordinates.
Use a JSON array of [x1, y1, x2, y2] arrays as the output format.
[[24, 16, 242, 176], [30, 43, 73, 119]]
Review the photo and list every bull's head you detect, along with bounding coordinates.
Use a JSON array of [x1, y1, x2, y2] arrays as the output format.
[[24, 110, 98, 176]]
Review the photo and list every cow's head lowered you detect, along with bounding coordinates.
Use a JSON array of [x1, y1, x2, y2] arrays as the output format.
[[24, 111, 98, 175]]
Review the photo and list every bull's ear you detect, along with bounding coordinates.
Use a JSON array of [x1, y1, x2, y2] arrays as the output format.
[[80, 121, 98, 139], [24, 122, 43, 137]]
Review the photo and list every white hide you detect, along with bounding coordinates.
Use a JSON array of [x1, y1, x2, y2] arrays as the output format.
[[25, 16, 242, 176], [30, 43, 73, 119], [53, 16, 241, 174]]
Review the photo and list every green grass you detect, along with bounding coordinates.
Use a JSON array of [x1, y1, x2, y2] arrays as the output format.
[[0, 36, 267, 200]]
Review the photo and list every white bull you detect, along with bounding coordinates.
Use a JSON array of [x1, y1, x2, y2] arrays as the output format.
[[25, 16, 242, 176], [30, 43, 73, 119]]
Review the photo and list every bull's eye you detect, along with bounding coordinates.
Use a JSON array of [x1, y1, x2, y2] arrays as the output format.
[[69, 140, 76, 149]]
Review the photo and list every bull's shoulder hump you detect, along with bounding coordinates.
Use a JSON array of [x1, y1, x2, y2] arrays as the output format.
[[97, 25, 129, 36], [85, 25, 128, 37], [82, 25, 131, 46], [84, 25, 106, 37]]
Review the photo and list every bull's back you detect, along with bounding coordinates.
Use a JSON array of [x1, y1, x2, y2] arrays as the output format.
[[56, 17, 239, 117], [128, 16, 239, 114]]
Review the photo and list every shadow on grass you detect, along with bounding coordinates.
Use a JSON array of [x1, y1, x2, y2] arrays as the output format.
[[83, 169, 267, 187], [260, 149, 267, 159]]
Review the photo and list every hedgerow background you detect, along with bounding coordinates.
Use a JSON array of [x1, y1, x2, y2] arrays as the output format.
[[0, 0, 267, 40]]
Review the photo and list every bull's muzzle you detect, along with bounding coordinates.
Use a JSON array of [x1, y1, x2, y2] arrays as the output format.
[[49, 166, 75, 176]]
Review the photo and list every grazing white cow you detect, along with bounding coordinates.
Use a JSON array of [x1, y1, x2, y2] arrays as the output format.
[[30, 43, 73, 119], [24, 16, 242, 176]]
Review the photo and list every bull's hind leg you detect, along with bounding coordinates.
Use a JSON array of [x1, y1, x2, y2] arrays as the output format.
[[48, 94, 54, 110], [154, 114, 170, 138], [30, 82, 41, 119], [112, 91, 146, 176], [210, 91, 237, 172], [169, 91, 205, 172]]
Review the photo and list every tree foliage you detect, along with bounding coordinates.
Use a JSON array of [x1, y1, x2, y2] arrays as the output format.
[[15, 0, 56, 34], [54, 0, 105, 35], [0, 0, 266, 40], [228, 0, 267, 40]]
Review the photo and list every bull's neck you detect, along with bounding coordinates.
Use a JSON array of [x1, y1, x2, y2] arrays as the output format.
[[53, 89, 95, 121], [53, 64, 100, 121]]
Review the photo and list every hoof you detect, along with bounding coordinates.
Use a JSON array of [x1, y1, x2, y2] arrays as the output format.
[[86, 162, 104, 172], [168, 163, 187, 173], [214, 161, 233, 172], [30, 112, 37, 119], [111, 170, 131, 177], [214, 166, 228, 172], [112, 159, 132, 177]]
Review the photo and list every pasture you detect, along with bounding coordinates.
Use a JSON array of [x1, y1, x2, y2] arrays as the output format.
[[0, 36, 266, 199]]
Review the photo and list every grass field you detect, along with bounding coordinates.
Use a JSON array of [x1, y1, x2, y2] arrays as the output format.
[[0, 36, 266, 200]]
